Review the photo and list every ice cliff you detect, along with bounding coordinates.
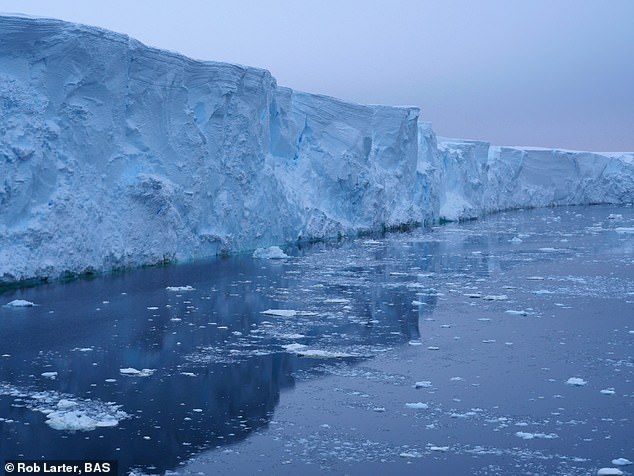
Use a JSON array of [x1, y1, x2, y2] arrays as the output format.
[[1, 15, 633, 284]]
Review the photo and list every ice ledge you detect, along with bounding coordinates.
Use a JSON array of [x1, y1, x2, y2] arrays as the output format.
[[0, 15, 632, 285]]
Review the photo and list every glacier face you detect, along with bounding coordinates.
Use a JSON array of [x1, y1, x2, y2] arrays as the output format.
[[0, 15, 633, 284]]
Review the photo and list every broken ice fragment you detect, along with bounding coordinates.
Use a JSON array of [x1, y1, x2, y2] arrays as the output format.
[[260, 309, 297, 317], [565, 377, 587, 386]]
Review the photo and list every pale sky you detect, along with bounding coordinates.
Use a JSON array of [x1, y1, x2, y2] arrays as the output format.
[[1, 0, 633, 151]]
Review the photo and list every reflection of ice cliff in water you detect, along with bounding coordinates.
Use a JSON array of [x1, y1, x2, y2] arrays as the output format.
[[0, 240, 441, 474]]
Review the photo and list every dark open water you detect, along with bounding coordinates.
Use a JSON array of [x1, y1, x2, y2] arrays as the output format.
[[1, 205, 633, 475]]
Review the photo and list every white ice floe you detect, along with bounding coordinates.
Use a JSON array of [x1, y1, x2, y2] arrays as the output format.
[[260, 309, 297, 317], [282, 343, 307, 352], [428, 446, 449, 452], [608, 214, 623, 220], [119, 368, 156, 377], [166, 285, 195, 292], [597, 469, 624, 476], [0, 383, 128, 432], [600, 388, 616, 395], [41, 372, 58, 379], [611, 458, 633, 466], [515, 431, 558, 440], [483, 294, 508, 301], [615, 227, 634, 234], [405, 402, 429, 409], [464, 293, 482, 298], [414, 381, 432, 389], [297, 349, 357, 358], [505, 310, 528, 316], [253, 246, 289, 259], [5, 299, 37, 307], [565, 377, 587, 386]]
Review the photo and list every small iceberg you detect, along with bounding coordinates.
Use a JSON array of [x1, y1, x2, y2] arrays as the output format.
[[166, 285, 195, 292], [260, 309, 297, 317], [253, 246, 289, 259], [5, 299, 37, 307], [565, 377, 587, 386], [405, 402, 429, 410], [119, 368, 155, 377]]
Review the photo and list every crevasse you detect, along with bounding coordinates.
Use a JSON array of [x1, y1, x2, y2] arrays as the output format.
[[1, 15, 633, 284]]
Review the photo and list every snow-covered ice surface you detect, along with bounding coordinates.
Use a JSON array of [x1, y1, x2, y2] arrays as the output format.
[[1, 15, 634, 286], [1, 204, 633, 475]]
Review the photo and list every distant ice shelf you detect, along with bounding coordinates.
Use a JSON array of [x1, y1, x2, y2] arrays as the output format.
[[1, 15, 633, 285]]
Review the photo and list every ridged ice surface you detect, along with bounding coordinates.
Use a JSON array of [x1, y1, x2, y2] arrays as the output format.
[[0, 15, 633, 284]]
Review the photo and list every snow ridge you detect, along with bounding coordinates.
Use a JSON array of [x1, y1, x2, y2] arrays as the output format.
[[1, 15, 633, 284]]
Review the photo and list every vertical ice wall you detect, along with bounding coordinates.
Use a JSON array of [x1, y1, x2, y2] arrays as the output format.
[[0, 15, 633, 284]]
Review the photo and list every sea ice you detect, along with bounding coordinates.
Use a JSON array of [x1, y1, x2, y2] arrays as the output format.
[[612, 458, 633, 466], [119, 368, 156, 377], [253, 246, 289, 259], [260, 309, 297, 317], [565, 377, 587, 386], [41, 372, 58, 379], [5, 299, 37, 307], [597, 469, 624, 476], [405, 402, 429, 409], [515, 432, 558, 440], [166, 285, 195, 292]]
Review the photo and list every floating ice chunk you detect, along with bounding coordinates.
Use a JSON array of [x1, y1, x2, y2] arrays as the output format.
[[5, 299, 37, 307], [295, 349, 356, 358], [450, 377, 464, 381], [414, 381, 432, 389], [597, 469, 624, 476], [509, 236, 523, 244], [146, 306, 159, 310], [71, 347, 94, 352], [429, 446, 449, 452], [41, 372, 58, 380], [464, 293, 482, 298], [539, 247, 559, 252], [399, 452, 422, 458], [612, 458, 632, 466], [427, 346, 440, 351], [505, 310, 528, 316], [608, 214, 623, 220], [483, 294, 508, 301], [565, 377, 587, 386], [526, 276, 545, 280], [615, 227, 634, 234], [166, 285, 195, 292], [405, 402, 429, 410], [323, 298, 350, 304], [253, 246, 289, 259], [260, 309, 297, 317], [119, 368, 155, 377], [408, 340, 423, 346], [515, 431, 558, 440], [601, 388, 616, 395], [282, 343, 307, 352]]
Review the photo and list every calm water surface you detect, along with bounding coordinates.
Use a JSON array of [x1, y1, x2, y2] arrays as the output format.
[[1, 205, 633, 475]]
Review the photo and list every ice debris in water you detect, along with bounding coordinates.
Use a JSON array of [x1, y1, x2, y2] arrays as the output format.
[[0, 384, 128, 432], [515, 432, 558, 440], [565, 377, 587, 386], [414, 381, 432, 389], [166, 285, 195, 292], [5, 299, 37, 307], [612, 459, 633, 466], [509, 236, 523, 243], [119, 368, 156, 377], [253, 246, 289, 259], [600, 388, 616, 395], [607, 214, 623, 220], [597, 469, 624, 476], [405, 402, 429, 409], [41, 372, 58, 380], [483, 294, 508, 301], [260, 309, 297, 317]]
